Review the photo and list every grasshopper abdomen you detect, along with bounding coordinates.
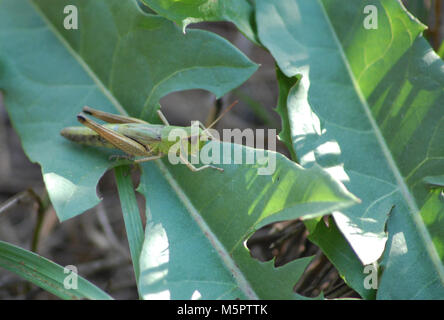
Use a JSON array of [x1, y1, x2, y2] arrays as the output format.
[[60, 125, 115, 149]]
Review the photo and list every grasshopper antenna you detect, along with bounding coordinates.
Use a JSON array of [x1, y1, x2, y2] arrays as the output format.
[[200, 100, 238, 140], [206, 100, 238, 130], [183, 100, 238, 142]]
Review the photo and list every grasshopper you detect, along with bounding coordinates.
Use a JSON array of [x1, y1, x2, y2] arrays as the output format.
[[60, 103, 237, 172]]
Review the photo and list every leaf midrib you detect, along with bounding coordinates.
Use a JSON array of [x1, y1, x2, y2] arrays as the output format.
[[155, 160, 258, 299], [317, 0, 417, 214]]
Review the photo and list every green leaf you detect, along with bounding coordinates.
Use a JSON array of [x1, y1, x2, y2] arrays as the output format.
[[137, 144, 357, 299], [419, 190, 444, 262], [307, 216, 376, 300], [0, 0, 359, 299], [141, 0, 259, 44], [378, 191, 444, 299], [114, 166, 144, 285], [424, 175, 444, 189], [275, 68, 299, 162], [0, 0, 257, 221], [0, 241, 113, 300], [256, 0, 444, 298]]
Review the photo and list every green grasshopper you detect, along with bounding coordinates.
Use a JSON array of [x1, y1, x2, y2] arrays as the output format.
[[60, 103, 237, 172]]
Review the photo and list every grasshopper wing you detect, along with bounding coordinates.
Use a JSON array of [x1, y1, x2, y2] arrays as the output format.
[[115, 123, 164, 147]]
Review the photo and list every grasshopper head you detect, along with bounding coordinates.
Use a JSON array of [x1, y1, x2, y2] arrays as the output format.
[[174, 100, 238, 157]]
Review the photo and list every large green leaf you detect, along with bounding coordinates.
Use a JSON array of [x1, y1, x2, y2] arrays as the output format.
[[275, 68, 299, 162], [256, 0, 444, 298], [0, 0, 257, 220], [114, 166, 144, 287], [137, 144, 357, 299], [141, 0, 258, 44], [0, 241, 112, 300], [0, 0, 359, 299]]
